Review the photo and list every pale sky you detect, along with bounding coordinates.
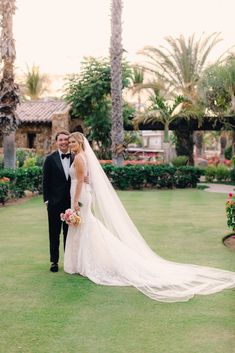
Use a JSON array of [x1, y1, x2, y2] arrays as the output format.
[[14, 0, 235, 76]]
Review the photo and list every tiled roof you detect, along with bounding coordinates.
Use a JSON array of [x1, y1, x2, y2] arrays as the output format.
[[16, 100, 70, 123]]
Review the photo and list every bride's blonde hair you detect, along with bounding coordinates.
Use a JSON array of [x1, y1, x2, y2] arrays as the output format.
[[69, 132, 85, 151]]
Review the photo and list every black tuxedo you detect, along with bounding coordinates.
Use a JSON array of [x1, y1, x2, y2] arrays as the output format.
[[43, 150, 73, 264]]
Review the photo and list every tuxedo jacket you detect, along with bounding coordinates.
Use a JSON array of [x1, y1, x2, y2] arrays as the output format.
[[43, 150, 73, 209]]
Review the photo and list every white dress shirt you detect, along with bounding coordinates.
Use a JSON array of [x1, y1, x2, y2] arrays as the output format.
[[58, 150, 70, 180]]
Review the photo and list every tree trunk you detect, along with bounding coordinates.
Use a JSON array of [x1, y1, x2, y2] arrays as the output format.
[[194, 131, 203, 158], [175, 128, 194, 165], [3, 131, 16, 168], [0, 0, 19, 169], [163, 123, 170, 163], [110, 0, 124, 166]]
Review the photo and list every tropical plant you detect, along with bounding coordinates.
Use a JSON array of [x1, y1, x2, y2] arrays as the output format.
[[22, 64, 49, 100], [139, 33, 222, 164], [139, 33, 222, 101], [134, 94, 186, 163], [0, 0, 20, 169], [129, 66, 144, 111]]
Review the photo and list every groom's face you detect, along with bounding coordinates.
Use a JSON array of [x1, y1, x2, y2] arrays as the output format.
[[56, 133, 69, 153]]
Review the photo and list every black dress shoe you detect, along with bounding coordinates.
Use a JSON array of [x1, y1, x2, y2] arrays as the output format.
[[50, 263, 58, 272]]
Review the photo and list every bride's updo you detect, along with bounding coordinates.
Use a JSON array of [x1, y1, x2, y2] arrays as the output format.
[[69, 132, 85, 151]]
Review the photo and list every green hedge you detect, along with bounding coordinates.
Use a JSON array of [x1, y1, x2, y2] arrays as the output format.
[[0, 166, 43, 199], [0, 165, 203, 203], [103, 165, 202, 190]]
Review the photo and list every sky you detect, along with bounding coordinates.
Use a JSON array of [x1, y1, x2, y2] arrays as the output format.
[[13, 0, 235, 76]]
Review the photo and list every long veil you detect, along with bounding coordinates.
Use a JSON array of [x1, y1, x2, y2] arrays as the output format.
[[83, 137, 235, 302]]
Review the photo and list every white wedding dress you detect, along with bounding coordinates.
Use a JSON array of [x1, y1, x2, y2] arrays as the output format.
[[64, 138, 235, 302]]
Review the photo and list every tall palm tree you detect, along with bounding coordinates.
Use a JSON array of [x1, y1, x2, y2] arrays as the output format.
[[0, 0, 20, 169], [139, 33, 221, 164], [110, 0, 124, 166], [139, 33, 221, 102]]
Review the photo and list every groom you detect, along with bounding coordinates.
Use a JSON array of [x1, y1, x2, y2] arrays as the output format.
[[43, 130, 72, 272]]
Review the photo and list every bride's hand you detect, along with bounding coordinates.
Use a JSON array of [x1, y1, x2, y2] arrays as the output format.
[[73, 202, 80, 212], [84, 175, 89, 184]]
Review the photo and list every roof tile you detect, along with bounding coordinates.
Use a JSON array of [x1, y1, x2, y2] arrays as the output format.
[[16, 100, 70, 123]]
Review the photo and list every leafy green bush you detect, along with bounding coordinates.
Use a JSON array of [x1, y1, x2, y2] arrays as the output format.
[[0, 164, 203, 203], [0, 177, 10, 204], [23, 157, 37, 168], [103, 164, 202, 190], [215, 165, 230, 182], [230, 168, 235, 182], [171, 155, 189, 167], [0, 166, 43, 199], [16, 149, 29, 167], [205, 165, 217, 182]]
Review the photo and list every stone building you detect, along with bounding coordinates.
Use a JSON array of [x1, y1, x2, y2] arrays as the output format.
[[3, 99, 84, 155]]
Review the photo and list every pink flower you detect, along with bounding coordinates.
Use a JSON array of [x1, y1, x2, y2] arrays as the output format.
[[228, 193, 233, 198]]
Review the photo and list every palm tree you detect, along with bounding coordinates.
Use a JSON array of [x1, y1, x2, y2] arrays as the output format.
[[134, 94, 186, 163], [0, 0, 20, 169], [110, 0, 124, 166], [139, 33, 221, 102], [129, 67, 144, 111], [199, 58, 235, 153], [22, 64, 49, 100], [139, 33, 222, 164]]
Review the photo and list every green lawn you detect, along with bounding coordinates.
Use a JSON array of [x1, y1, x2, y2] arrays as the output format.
[[0, 190, 234, 353]]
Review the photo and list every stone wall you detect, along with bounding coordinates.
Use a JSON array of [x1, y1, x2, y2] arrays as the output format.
[[15, 123, 52, 155], [0, 112, 85, 156]]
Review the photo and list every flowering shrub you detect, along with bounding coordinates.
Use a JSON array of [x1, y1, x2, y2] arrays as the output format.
[[225, 193, 235, 230], [0, 177, 10, 205]]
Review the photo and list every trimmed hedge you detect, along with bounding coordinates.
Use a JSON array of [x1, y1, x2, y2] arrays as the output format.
[[0, 164, 203, 203], [103, 165, 203, 190], [0, 166, 42, 199]]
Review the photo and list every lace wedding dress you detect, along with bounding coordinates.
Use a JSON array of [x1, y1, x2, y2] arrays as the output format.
[[64, 138, 235, 302]]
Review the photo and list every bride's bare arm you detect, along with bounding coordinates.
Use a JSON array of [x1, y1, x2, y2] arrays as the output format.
[[73, 155, 85, 211]]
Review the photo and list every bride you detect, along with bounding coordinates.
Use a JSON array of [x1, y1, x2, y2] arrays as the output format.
[[64, 132, 235, 302]]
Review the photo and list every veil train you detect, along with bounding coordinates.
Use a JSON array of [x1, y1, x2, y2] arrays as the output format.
[[79, 136, 235, 302]]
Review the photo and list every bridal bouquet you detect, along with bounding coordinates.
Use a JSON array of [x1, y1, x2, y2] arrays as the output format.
[[225, 193, 235, 230], [60, 208, 82, 226]]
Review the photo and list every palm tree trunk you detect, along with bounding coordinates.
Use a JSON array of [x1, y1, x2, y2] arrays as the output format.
[[0, 0, 19, 169], [175, 128, 194, 166], [3, 132, 16, 168], [110, 0, 124, 166], [163, 123, 170, 163]]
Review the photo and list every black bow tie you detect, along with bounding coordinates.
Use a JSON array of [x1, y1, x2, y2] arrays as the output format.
[[61, 153, 71, 159]]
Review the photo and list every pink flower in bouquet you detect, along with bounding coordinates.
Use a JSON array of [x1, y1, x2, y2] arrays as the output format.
[[60, 208, 81, 226]]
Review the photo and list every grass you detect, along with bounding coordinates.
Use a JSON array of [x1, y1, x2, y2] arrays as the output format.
[[0, 189, 235, 353]]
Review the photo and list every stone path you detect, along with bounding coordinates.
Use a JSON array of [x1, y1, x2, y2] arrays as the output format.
[[199, 183, 235, 194]]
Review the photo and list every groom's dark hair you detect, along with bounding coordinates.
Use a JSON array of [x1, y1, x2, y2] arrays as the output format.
[[55, 130, 70, 140]]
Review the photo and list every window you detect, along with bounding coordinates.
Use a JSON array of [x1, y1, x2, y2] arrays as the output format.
[[27, 133, 36, 148]]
